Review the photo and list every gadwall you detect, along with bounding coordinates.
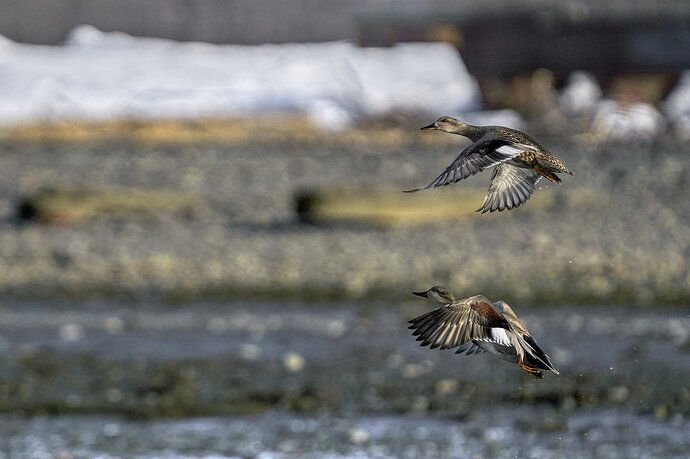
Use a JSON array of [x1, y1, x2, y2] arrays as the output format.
[[407, 116, 573, 212], [408, 286, 559, 378]]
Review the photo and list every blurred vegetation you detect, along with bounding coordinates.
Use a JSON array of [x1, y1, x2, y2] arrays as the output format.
[[0, 117, 450, 146], [0, 119, 687, 306], [18, 187, 200, 224]]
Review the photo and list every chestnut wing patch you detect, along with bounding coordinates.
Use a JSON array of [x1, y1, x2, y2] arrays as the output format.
[[408, 299, 511, 352], [470, 299, 510, 329]]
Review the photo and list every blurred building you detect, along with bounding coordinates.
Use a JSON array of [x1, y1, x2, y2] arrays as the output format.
[[2, 0, 688, 46], [2, 0, 408, 45]]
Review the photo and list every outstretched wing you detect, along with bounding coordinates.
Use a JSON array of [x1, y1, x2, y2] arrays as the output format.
[[404, 137, 525, 192], [407, 296, 512, 352], [477, 163, 541, 213]]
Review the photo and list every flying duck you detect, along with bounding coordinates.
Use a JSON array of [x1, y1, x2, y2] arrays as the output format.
[[408, 286, 559, 378], [406, 116, 573, 213]]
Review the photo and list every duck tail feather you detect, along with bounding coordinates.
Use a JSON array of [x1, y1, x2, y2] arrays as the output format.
[[522, 334, 559, 374]]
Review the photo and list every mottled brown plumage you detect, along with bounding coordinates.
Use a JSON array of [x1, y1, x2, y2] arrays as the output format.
[[481, 126, 572, 181], [409, 286, 559, 378], [407, 116, 574, 212]]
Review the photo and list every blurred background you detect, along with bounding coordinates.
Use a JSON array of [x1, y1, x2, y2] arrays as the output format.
[[0, 0, 689, 457]]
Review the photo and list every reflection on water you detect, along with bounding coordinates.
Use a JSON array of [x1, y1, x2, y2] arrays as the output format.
[[3, 408, 689, 458]]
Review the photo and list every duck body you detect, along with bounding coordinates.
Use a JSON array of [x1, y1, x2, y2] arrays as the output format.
[[409, 287, 559, 379], [409, 117, 574, 212], [483, 125, 572, 184]]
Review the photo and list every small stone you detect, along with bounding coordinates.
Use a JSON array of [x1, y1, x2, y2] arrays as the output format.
[[385, 353, 403, 369], [59, 323, 83, 342], [671, 413, 684, 426], [435, 378, 458, 396], [348, 427, 369, 444], [207, 317, 228, 334], [102, 423, 121, 437], [411, 395, 429, 412], [106, 388, 123, 403], [401, 363, 423, 378], [326, 319, 347, 337], [282, 352, 305, 372], [560, 396, 577, 411], [608, 385, 630, 403], [420, 359, 434, 372], [239, 343, 262, 361], [104, 316, 125, 334], [654, 404, 668, 420], [65, 394, 81, 407]]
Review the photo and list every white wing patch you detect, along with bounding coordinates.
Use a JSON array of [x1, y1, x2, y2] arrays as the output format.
[[508, 143, 539, 153], [489, 328, 511, 347], [407, 141, 527, 192], [494, 145, 525, 156]]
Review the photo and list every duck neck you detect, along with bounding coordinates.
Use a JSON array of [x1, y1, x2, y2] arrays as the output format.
[[460, 124, 485, 141], [449, 123, 484, 141]]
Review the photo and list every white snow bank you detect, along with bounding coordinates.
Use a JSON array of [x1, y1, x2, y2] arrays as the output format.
[[0, 25, 480, 129], [665, 71, 690, 139], [559, 72, 670, 141], [592, 101, 665, 142], [559, 72, 602, 116]]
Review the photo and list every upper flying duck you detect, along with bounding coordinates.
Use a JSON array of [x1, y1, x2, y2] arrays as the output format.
[[407, 117, 573, 213], [408, 286, 559, 378]]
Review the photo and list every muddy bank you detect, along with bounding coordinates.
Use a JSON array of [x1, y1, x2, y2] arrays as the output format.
[[0, 139, 688, 304], [0, 299, 687, 419]]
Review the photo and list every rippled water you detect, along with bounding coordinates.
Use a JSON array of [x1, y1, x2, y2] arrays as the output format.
[[3, 408, 689, 458], [0, 298, 688, 457]]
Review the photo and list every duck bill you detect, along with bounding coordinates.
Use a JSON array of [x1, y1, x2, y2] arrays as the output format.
[[420, 122, 437, 131], [412, 291, 428, 298]]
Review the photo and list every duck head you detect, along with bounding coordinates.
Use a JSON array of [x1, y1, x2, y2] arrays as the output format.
[[420, 116, 475, 136], [412, 286, 456, 304]]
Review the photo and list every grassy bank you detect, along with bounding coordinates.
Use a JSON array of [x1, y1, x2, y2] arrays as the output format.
[[0, 133, 687, 305]]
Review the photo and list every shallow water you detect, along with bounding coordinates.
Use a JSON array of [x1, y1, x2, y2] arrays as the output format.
[[0, 298, 688, 457], [0, 298, 688, 417], [2, 408, 689, 458]]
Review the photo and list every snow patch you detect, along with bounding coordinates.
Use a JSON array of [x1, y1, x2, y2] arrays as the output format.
[[664, 71, 690, 140], [592, 101, 665, 141], [0, 25, 481, 129], [559, 72, 602, 115]]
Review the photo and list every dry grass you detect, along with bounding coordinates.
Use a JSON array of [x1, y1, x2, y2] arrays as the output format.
[[0, 134, 683, 305], [0, 117, 459, 147], [294, 185, 610, 226], [295, 187, 560, 226], [18, 187, 200, 224]]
